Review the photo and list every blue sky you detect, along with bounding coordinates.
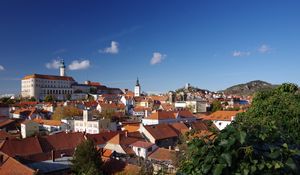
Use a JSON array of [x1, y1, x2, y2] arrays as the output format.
[[0, 0, 300, 94]]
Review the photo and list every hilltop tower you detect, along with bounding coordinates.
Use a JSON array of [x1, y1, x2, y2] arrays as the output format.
[[60, 60, 66, 76], [134, 77, 141, 97]]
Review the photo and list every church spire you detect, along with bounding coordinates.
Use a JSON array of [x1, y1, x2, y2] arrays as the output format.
[[60, 59, 66, 76], [136, 77, 140, 86], [134, 77, 141, 97]]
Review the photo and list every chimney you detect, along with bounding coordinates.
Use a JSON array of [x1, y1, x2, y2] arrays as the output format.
[[168, 146, 172, 150], [125, 131, 128, 137], [51, 150, 55, 162]]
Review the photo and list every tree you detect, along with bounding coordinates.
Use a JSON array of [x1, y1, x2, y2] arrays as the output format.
[[211, 100, 222, 112], [44, 95, 54, 102], [71, 139, 103, 175], [179, 83, 300, 175], [100, 109, 115, 121], [28, 97, 36, 102], [52, 106, 82, 120]]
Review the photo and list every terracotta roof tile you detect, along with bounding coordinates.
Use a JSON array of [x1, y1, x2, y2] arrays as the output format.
[[144, 124, 178, 140], [148, 148, 176, 163], [123, 125, 140, 133], [86, 131, 119, 145], [169, 122, 189, 135], [130, 141, 154, 148], [202, 110, 242, 121], [0, 119, 15, 128], [0, 152, 36, 175], [22, 74, 75, 81], [0, 137, 43, 157], [33, 118, 62, 126], [38, 132, 84, 152]]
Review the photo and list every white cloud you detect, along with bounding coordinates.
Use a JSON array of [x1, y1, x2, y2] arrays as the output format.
[[0, 65, 5, 71], [150, 52, 167, 65], [68, 60, 90, 70], [232, 50, 251, 57], [100, 41, 119, 54], [258, 44, 271, 53], [46, 60, 61, 69]]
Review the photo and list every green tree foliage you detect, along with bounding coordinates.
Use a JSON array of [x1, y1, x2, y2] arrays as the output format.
[[44, 95, 54, 102], [71, 139, 103, 175], [52, 106, 82, 120], [211, 100, 222, 112], [179, 83, 300, 175]]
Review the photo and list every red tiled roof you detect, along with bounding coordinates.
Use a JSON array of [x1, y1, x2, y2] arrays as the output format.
[[102, 158, 140, 175], [191, 120, 210, 130], [178, 110, 195, 118], [86, 131, 119, 145], [107, 131, 145, 154], [145, 110, 195, 120], [84, 101, 98, 108], [160, 103, 174, 111], [169, 122, 189, 135], [148, 148, 176, 163], [0, 152, 36, 175], [87, 81, 101, 86], [146, 111, 176, 120], [38, 132, 85, 152], [130, 141, 154, 148], [0, 137, 43, 157], [0, 131, 13, 140], [22, 74, 75, 81], [133, 106, 152, 112], [144, 124, 178, 140], [33, 118, 62, 126], [0, 119, 15, 128], [202, 110, 242, 121], [102, 149, 113, 157], [123, 125, 140, 133], [149, 95, 168, 102]]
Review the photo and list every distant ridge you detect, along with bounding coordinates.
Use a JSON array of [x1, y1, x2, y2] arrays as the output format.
[[222, 80, 276, 96]]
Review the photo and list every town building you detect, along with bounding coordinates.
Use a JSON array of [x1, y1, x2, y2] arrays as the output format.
[[21, 60, 75, 100], [73, 109, 117, 134], [130, 141, 158, 159], [142, 110, 196, 125], [21, 120, 39, 138], [134, 78, 141, 97], [200, 110, 242, 130]]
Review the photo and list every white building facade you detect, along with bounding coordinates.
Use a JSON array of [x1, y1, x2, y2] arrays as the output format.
[[21, 60, 75, 100]]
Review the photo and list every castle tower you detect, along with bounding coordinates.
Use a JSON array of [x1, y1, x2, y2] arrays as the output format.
[[134, 77, 141, 97], [60, 60, 66, 76]]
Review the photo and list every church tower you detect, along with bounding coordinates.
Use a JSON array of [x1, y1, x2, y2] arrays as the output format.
[[134, 77, 141, 97], [60, 60, 66, 76]]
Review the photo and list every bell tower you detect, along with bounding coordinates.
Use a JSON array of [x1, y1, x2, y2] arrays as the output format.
[[60, 60, 66, 76], [134, 77, 141, 97]]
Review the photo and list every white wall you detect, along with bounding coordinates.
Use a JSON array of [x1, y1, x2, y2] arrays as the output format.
[[213, 120, 232, 130]]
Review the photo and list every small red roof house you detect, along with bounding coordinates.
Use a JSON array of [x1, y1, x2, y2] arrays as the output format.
[[86, 131, 119, 149], [140, 123, 178, 148], [130, 140, 157, 158], [104, 131, 145, 155], [201, 110, 243, 130], [148, 148, 177, 174], [142, 110, 196, 125]]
